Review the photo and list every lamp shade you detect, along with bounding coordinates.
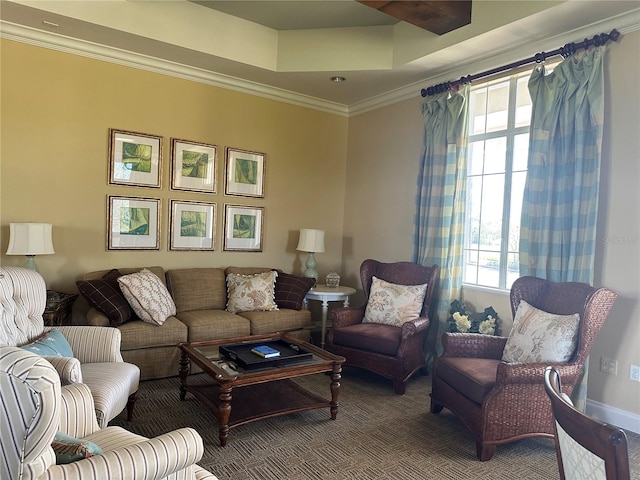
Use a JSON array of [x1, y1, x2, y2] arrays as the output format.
[[6, 223, 55, 255], [296, 229, 325, 253]]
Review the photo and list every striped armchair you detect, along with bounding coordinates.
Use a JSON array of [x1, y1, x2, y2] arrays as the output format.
[[0, 266, 139, 427], [1, 346, 216, 480]]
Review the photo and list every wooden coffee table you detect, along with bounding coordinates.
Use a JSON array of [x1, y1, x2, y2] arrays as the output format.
[[178, 332, 345, 446]]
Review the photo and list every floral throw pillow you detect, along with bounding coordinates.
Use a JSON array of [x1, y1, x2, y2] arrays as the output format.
[[226, 271, 279, 314], [502, 300, 580, 363], [117, 269, 176, 326], [362, 276, 428, 327]]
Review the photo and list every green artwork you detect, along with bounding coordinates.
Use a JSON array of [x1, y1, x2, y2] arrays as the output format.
[[233, 214, 255, 239], [180, 211, 206, 237], [234, 158, 258, 185], [122, 142, 152, 173], [120, 207, 150, 235], [181, 150, 208, 178]]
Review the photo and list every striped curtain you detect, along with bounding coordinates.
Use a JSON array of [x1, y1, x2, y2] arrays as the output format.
[[413, 87, 469, 366], [520, 47, 606, 410]]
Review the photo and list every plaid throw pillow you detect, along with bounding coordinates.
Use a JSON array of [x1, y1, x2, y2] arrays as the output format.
[[274, 272, 315, 310], [76, 269, 133, 326]]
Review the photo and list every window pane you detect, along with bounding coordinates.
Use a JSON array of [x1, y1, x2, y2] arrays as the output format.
[[479, 174, 504, 251], [483, 137, 506, 174], [477, 250, 500, 288], [486, 81, 509, 133], [470, 89, 488, 135], [515, 76, 532, 127], [464, 250, 479, 284], [468, 141, 485, 176], [506, 252, 520, 289], [513, 134, 529, 171], [509, 171, 526, 254]]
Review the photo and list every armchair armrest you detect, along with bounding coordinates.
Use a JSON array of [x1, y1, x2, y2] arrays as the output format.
[[441, 332, 507, 359], [400, 316, 430, 338], [329, 306, 366, 329], [54, 326, 124, 363], [46, 428, 205, 480], [43, 356, 83, 385], [495, 362, 584, 386], [59, 383, 101, 438]]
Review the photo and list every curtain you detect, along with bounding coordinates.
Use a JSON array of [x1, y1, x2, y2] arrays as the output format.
[[413, 87, 469, 367], [520, 47, 606, 410]]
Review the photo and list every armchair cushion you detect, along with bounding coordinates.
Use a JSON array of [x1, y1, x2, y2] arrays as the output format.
[[363, 276, 428, 327], [274, 272, 315, 310], [22, 328, 74, 357], [226, 271, 278, 314], [52, 432, 103, 464], [502, 300, 580, 363], [76, 269, 133, 326], [332, 323, 401, 355], [118, 269, 177, 326], [436, 357, 501, 404]]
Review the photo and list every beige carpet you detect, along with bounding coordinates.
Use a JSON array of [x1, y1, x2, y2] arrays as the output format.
[[111, 368, 640, 480]]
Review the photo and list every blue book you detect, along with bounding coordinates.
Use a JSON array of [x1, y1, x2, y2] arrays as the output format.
[[250, 345, 280, 358]]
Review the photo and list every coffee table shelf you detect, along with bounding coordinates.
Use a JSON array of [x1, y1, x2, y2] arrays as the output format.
[[178, 332, 345, 446]]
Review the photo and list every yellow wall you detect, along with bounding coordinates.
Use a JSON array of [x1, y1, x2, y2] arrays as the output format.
[[344, 31, 640, 416], [0, 40, 348, 296]]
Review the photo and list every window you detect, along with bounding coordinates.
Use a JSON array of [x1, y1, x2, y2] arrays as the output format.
[[463, 71, 532, 290]]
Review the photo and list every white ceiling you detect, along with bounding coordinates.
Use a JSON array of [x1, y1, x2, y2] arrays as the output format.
[[1, 1, 639, 113]]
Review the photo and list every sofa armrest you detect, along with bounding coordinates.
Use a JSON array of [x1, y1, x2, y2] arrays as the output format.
[[59, 383, 101, 438], [54, 326, 124, 363], [43, 356, 83, 385], [85, 308, 111, 327], [329, 306, 365, 329], [440, 332, 507, 359], [46, 428, 205, 480]]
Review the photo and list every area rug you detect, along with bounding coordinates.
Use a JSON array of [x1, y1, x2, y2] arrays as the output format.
[[111, 368, 640, 480]]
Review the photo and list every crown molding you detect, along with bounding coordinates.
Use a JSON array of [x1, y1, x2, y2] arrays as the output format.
[[0, 21, 350, 117]]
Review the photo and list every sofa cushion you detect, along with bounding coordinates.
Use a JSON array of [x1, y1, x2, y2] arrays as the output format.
[[52, 431, 103, 464], [176, 310, 250, 342], [117, 316, 187, 351], [363, 276, 428, 327], [502, 300, 580, 363], [118, 269, 177, 326], [274, 272, 315, 310], [76, 269, 133, 326], [21, 328, 74, 357], [237, 308, 312, 335], [332, 323, 401, 356], [226, 271, 278, 314], [166, 268, 227, 312], [436, 357, 501, 405]]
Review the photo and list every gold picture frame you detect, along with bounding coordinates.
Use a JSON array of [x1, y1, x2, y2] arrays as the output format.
[[108, 129, 163, 188], [224, 147, 265, 198], [169, 200, 216, 251], [170, 138, 217, 193], [107, 195, 160, 250], [223, 204, 264, 252]]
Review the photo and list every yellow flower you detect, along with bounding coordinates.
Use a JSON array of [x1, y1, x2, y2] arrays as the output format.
[[453, 311, 471, 332], [479, 317, 496, 335]]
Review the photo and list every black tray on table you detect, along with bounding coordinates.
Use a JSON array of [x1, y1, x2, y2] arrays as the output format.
[[219, 339, 313, 370]]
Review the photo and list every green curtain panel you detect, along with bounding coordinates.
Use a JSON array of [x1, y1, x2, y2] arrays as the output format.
[[520, 46, 606, 410], [413, 87, 469, 367]]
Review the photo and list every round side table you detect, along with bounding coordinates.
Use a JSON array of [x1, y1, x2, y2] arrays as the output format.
[[304, 285, 356, 348]]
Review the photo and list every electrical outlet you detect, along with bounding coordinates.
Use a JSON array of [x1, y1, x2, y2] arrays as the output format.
[[600, 357, 618, 375], [630, 365, 640, 382]]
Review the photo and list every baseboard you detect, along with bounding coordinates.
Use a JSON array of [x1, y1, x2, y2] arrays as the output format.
[[586, 399, 640, 434]]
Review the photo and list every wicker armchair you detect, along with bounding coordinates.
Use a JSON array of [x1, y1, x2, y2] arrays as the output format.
[[325, 259, 439, 394], [430, 276, 618, 461], [544, 366, 630, 480]]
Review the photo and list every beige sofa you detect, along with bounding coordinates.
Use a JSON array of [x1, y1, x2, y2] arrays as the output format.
[[81, 266, 312, 380]]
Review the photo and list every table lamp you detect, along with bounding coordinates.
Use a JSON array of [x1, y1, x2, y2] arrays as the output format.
[[296, 228, 325, 282], [6, 223, 55, 272]]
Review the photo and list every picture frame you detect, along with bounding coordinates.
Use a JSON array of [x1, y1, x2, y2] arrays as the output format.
[[108, 129, 163, 188], [223, 204, 264, 252], [170, 138, 217, 193], [224, 147, 265, 198], [107, 195, 160, 250], [169, 200, 216, 251]]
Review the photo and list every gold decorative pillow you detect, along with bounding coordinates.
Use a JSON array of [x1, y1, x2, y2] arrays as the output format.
[[117, 269, 176, 326], [362, 276, 428, 327], [226, 271, 279, 314], [502, 300, 580, 363]]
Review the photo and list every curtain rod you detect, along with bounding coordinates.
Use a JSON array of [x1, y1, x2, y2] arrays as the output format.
[[420, 29, 620, 97]]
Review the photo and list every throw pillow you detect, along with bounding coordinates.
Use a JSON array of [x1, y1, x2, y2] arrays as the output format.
[[76, 269, 133, 326], [226, 271, 279, 314], [52, 431, 103, 464], [502, 300, 580, 363], [274, 272, 315, 310], [362, 276, 429, 327], [21, 329, 74, 358], [117, 269, 176, 326]]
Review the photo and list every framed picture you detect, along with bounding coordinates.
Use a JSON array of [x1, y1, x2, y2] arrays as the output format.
[[224, 147, 265, 198], [108, 129, 163, 188], [169, 200, 216, 251], [223, 204, 264, 252], [107, 195, 160, 250], [170, 138, 217, 193]]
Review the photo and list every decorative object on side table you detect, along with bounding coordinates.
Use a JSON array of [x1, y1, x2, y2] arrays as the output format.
[[296, 228, 325, 282], [325, 272, 340, 288], [448, 299, 498, 335], [6, 223, 55, 272], [44, 290, 79, 327]]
